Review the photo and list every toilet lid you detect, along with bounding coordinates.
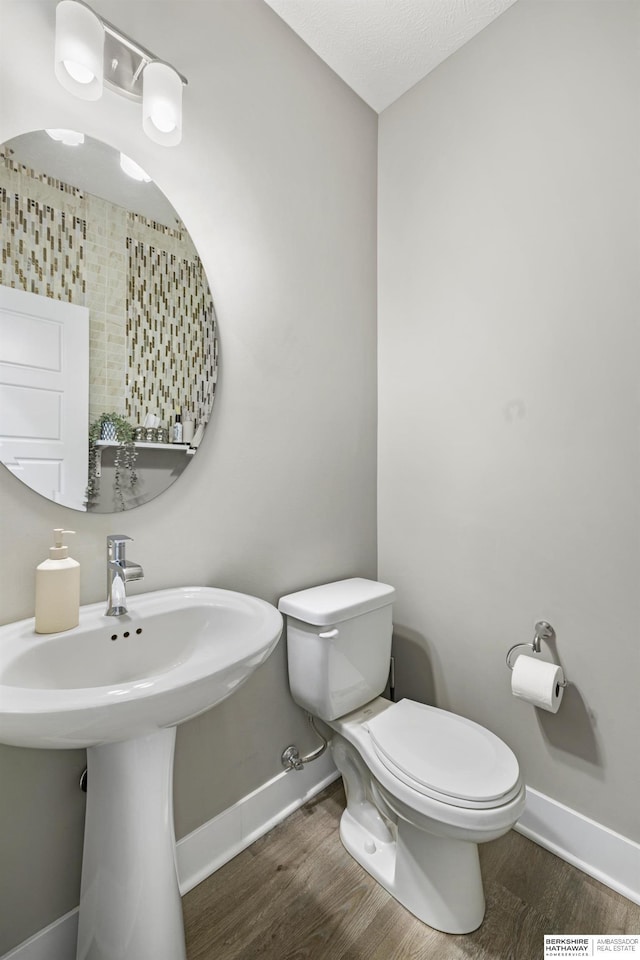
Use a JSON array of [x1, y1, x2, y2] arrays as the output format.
[[365, 699, 520, 806]]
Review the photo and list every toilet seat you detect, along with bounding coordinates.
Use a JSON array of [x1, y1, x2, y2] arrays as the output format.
[[364, 699, 521, 810]]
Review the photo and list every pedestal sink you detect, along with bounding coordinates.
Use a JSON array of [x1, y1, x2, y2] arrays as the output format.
[[0, 586, 283, 960]]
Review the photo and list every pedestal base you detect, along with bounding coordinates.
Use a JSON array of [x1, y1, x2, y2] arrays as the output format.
[[76, 728, 186, 960]]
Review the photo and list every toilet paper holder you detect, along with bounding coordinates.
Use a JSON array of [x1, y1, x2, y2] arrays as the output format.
[[505, 620, 568, 686]]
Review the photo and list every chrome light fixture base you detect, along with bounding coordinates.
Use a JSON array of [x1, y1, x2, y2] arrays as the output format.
[[102, 21, 188, 103], [103, 29, 147, 102]]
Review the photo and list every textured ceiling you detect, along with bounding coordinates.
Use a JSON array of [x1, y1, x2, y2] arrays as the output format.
[[263, 0, 518, 112]]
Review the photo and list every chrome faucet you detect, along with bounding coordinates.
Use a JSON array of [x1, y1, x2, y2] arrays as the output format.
[[106, 535, 144, 616]]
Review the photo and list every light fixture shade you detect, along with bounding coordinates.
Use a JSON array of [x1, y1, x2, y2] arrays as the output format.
[[55, 0, 104, 101], [142, 62, 183, 146], [45, 128, 85, 146], [119, 152, 151, 182]]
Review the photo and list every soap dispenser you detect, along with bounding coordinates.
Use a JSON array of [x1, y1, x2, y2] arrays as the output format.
[[35, 529, 80, 634]]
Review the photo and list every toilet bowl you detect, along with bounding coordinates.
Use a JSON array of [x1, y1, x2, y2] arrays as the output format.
[[328, 696, 525, 933], [278, 578, 526, 934]]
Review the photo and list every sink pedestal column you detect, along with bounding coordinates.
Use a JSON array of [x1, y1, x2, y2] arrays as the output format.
[[76, 727, 186, 960]]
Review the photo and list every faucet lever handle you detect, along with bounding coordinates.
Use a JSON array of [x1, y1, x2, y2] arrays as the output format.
[[107, 534, 133, 562]]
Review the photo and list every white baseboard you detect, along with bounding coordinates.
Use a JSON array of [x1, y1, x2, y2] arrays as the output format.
[[1, 910, 79, 960], [1, 753, 339, 960], [4, 773, 638, 959], [176, 750, 339, 894], [515, 786, 640, 906]]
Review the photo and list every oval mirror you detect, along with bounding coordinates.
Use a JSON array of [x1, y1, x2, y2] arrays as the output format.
[[0, 130, 218, 512]]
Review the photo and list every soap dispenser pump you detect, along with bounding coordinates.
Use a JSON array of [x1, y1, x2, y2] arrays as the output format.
[[35, 529, 80, 634]]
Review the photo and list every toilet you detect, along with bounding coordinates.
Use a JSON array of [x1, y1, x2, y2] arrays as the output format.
[[278, 577, 526, 935]]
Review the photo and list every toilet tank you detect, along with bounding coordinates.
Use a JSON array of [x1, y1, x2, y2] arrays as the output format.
[[278, 578, 395, 721]]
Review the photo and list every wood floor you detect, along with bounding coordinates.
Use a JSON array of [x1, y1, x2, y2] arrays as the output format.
[[183, 781, 640, 960]]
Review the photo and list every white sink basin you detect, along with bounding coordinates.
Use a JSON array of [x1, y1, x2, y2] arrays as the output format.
[[0, 584, 283, 960], [0, 586, 283, 749]]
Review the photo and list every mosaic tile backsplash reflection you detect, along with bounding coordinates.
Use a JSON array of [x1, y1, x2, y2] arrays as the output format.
[[126, 239, 216, 427], [0, 147, 218, 429]]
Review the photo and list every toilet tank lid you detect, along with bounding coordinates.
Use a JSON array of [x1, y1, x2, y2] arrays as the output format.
[[278, 578, 395, 626]]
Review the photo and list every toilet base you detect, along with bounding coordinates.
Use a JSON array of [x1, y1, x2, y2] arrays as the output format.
[[331, 732, 486, 934], [339, 807, 485, 934]]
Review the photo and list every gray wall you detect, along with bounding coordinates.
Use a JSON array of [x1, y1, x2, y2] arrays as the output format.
[[378, 0, 640, 841], [0, 1, 377, 953]]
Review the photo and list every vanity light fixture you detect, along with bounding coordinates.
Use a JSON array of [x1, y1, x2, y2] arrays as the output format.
[[119, 152, 151, 182], [45, 128, 85, 146], [54, 0, 104, 101], [54, 0, 187, 146]]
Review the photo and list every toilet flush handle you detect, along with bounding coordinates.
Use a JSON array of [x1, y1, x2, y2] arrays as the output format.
[[319, 628, 339, 639]]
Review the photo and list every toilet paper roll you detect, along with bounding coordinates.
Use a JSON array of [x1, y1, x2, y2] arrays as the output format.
[[511, 655, 565, 713]]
